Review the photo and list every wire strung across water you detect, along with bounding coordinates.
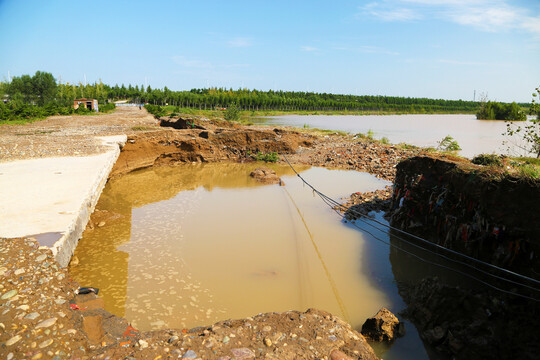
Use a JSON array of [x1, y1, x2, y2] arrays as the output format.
[[281, 154, 540, 302]]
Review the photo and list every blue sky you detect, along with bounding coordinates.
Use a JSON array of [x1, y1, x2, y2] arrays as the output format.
[[0, 0, 539, 102]]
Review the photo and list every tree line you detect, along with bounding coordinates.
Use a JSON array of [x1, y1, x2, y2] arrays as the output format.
[[0, 71, 113, 121], [124, 86, 482, 113], [1, 70, 530, 121]]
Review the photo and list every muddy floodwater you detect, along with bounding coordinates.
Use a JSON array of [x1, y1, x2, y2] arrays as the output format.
[[71, 163, 429, 359], [251, 114, 533, 158]]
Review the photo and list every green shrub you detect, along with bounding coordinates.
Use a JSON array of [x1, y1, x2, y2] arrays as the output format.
[[472, 154, 503, 166], [144, 104, 166, 118], [518, 164, 540, 180], [224, 103, 241, 121], [99, 103, 116, 113], [254, 151, 279, 162]]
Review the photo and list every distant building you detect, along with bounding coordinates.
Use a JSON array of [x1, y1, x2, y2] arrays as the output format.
[[73, 98, 99, 112]]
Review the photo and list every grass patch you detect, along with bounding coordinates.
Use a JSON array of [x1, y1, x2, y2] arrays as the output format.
[[251, 151, 279, 163], [518, 164, 540, 180]]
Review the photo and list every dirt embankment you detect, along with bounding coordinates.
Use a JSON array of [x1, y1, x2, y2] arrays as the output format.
[[110, 127, 315, 177], [389, 155, 540, 278]]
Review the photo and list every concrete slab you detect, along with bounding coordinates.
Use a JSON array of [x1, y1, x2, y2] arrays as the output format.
[[0, 135, 126, 266]]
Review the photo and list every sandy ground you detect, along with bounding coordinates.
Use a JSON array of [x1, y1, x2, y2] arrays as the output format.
[[0, 107, 159, 162]]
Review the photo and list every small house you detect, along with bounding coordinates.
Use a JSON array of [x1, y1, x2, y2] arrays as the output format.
[[73, 98, 99, 112]]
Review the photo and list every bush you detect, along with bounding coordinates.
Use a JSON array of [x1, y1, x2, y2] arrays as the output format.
[[472, 154, 503, 166], [144, 104, 166, 118], [254, 151, 279, 162], [224, 103, 241, 121], [99, 103, 116, 113]]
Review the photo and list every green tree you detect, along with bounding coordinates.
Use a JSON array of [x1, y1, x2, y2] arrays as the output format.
[[224, 102, 241, 121], [32, 71, 57, 106], [437, 135, 461, 152], [505, 86, 540, 158]]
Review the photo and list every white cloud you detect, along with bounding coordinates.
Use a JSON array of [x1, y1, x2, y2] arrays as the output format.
[[301, 46, 319, 52], [227, 37, 253, 48], [357, 0, 540, 37], [359, 2, 421, 22]]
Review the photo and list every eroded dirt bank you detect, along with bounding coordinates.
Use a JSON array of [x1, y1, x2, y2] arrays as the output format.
[[389, 155, 540, 278], [109, 127, 315, 177]]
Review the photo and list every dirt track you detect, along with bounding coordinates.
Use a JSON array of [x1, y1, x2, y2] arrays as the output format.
[[0, 107, 158, 162]]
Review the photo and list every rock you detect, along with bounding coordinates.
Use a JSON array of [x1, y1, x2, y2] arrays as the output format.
[[83, 315, 104, 343], [361, 307, 403, 342], [249, 167, 281, 184], [424, 326, 446, 344], [168, 335, 179, 344], [222, 335, 230, 344], [1, 289, 18, 299], [230, 348, 255, 359], [36, 254, 47, 262], [182, 349, 198, 358], [330, 349, 355, 360], [38, 339, 54, 348], [5, 335, 22, 346], [69, 256, 79, 266], [263, 337, 272, 346], [14, 269, 25, 275], [97, 221, 106, 227], [25, 312, 40, 320], [138, 339, 149, 349], [17, 304, 30, 311], [35, 317, 57, 329]]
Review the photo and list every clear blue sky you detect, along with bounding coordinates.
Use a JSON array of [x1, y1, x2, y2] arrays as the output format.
[[0, 0, 539, 102]]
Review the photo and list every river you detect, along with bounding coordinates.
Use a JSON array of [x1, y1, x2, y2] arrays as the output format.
[[251, 114, 532, 158]]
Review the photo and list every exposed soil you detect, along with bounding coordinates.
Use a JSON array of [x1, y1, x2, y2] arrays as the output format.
[[0, 107, 159, 161], [1, 108, 425, 359]]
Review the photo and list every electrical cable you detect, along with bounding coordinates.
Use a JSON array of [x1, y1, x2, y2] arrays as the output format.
[[280, 154, 540, 301]]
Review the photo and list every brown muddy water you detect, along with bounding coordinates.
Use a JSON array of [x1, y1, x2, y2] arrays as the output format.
[[70, 163, 430, 359]]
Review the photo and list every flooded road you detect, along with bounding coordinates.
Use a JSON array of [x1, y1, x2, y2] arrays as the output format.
[[71, 163, 430, 359]]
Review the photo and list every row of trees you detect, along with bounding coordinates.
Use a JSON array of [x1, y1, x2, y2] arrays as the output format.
[[125, 86, 482, 113], [0, 71, 114, 121], [1, 74, 483, 114], [0, 71, 531, 120]]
